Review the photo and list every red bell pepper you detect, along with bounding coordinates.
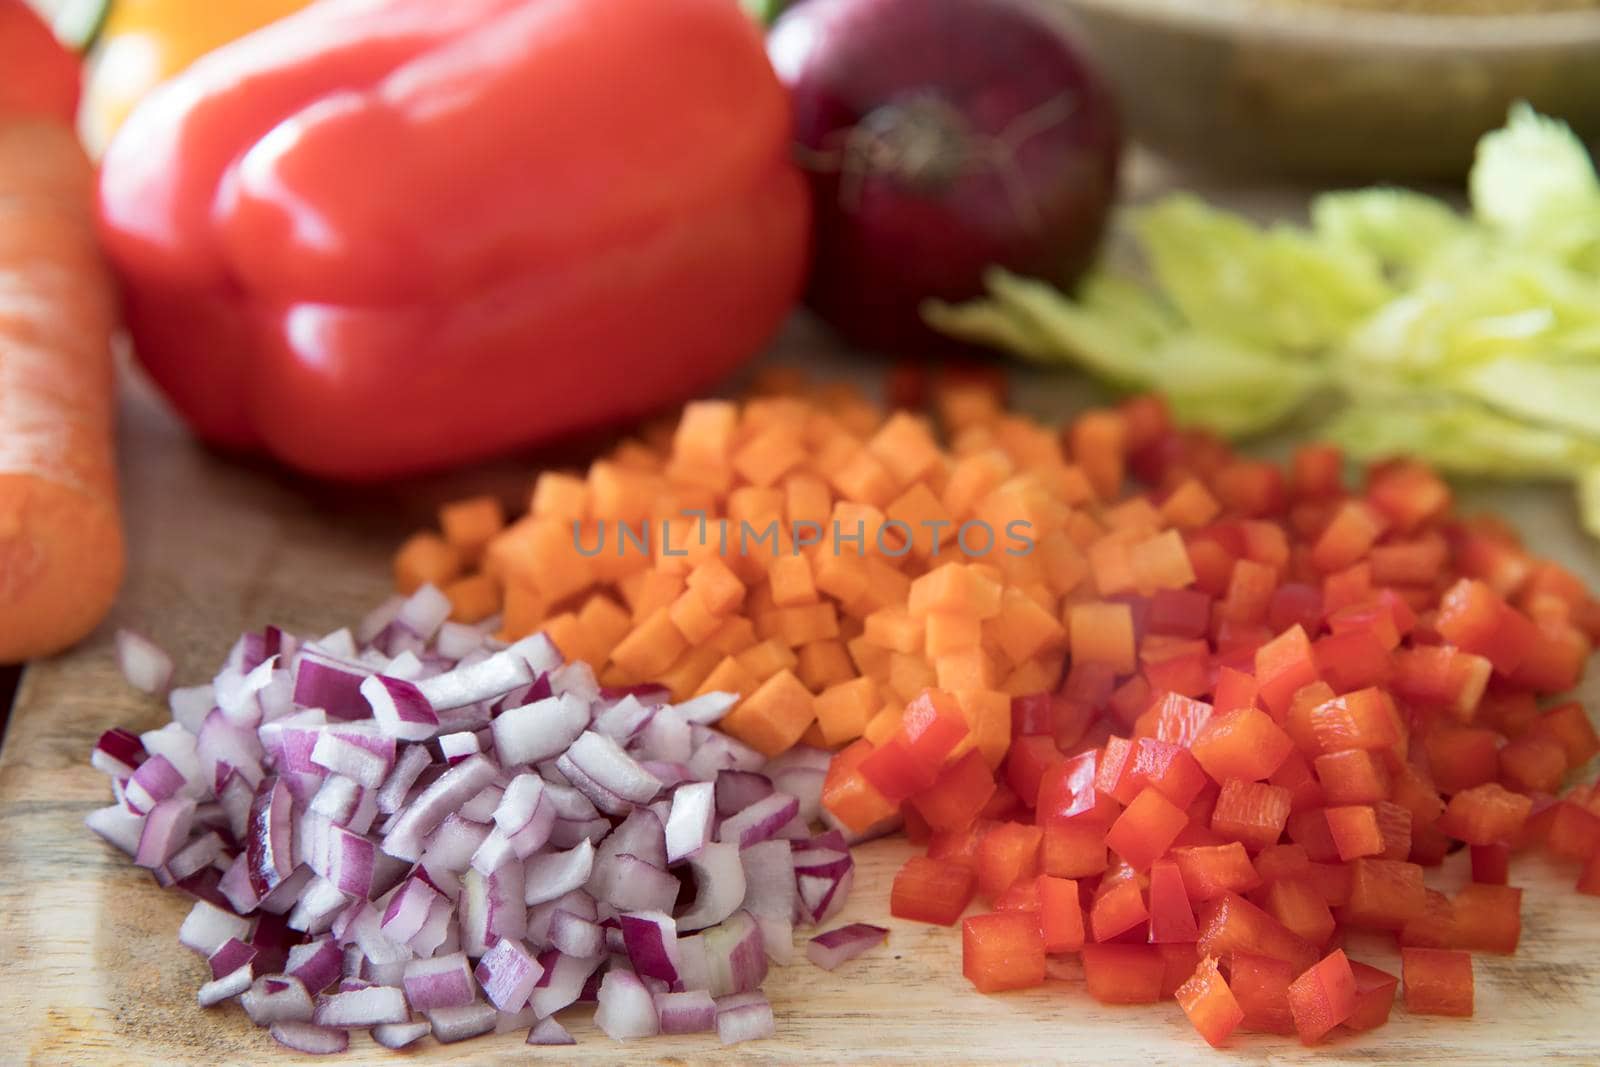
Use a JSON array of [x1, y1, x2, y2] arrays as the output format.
[[1175, 955, 1244, 1048], [1401, 947, 1474, 1017], [961, 912, 1045, 993], [96, 0, 809, 478], [1081, 943, 1165, 1004], [1286, 948, 1358, 1044], [890, 855, 976, 926]]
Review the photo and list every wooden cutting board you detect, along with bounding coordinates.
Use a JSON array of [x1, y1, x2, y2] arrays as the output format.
[[4, 353, 1600, 1066]]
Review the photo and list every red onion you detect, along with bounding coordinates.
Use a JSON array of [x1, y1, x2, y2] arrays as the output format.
[[427, 1001, 499, 1043], [371, 1021, 430, 1050], [547, 907, 605, 958], [474, 937, 543, 1012], [124, 754, 184, 815], [715, 990, 777, 1045], [491, 693, 590, 766], [208, 937, 259, 980], [361, 674, 438, 742], [312, 984, 408, 1027], [807, 922, 889, 971], [656, 989, 718, 1034], [719, 791, 800, 849], [527, 1016, 575, 1046], [285, 940, 342, 994], [619, 911, 681, 985], [768, 0, 1121, 351], [664, 780, 715, 864], [269, 1021, 347, 1055], [522, 839, 596, 906], [242, 975, 314, 1025], [595, 969, 659, 1041], [198, 965, 254, 1007], [179, 899, 251, 957], [401, 953, 475, 1012], [715, 770, 774, 815], [528, 952, 601, 1018], [136, 796, 197, 869], [117, 628, 175, 696], [677, 843, 747, 931], [702, 912, 769, 997], [92, 727, 146, 778]]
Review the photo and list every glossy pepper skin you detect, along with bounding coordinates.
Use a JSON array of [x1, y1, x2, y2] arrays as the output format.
[[98, 0, 810, 480]]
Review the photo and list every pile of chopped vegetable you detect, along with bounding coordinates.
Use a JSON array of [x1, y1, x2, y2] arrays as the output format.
[[87, 585, 884, 1054], [818, 392, 1600, 1047], [927, 105, 1600, 536]]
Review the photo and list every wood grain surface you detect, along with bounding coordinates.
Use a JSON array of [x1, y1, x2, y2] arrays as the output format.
[[5, 152, 1600, 1062]]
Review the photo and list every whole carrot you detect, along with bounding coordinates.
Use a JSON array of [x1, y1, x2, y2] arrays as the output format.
[[0, 117, 124, 661]]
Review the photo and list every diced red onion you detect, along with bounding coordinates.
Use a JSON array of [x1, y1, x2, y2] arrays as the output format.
[[593, 853, 680, 914], [715, 990, 776, 1045], [673, 692, 738, 726], [547, 908, 604, 958], [635, 710, 692, 764], [765, 747, 829, 825], [427, 1001, 499, 1043], [197, 711, 265, 792], [460, 863, 524, 956], [309, 730, 393, 789], [307, 775, 360, 827], [438, 731, 481, 766], [492, 694, 591, 768], [687, 725, 765, 779], [549, 816, 611, 848], [702, 912, 768, 997], [409, 896, 454, 957], [381, 754, 496, 863], [375, 743, 432, 814], [419, 813, 490, 874], [416, 642, 536, 712], [242, 974, 314, 1025], [166, 684, 215, 734], [378, 876, 437, 944], [136, 796, 197, 869], [217, 853, 260, 914], [664, 781, 715, 864], [739, 839, 798, 923], [357, 595, 404, 645], [312, 984, 408, 1027], [292, 652, 373, 721], [402, 952, 476, 1011], [527, 1016, 575, 1046], [595, 969, 659, 1041], [92, 727, 146, 778], [549, 660, 600, 703], [475, 937, 543, 1012], [269, 1021, 347, 1055], [619, 911, 680, 985], [457, 782, 502, 824], [799, 865, 855, 927], [494, 1004, 538, 1034], [495, 774, 555, 858], [677, 842, 746, 931], [208, 937, 259, 980], [715, 770, 773, 816], [125, 754, 185, 815], [718, 792, 800, 849], [198, 964, 253, 1007], [807, 923, 889, 971], [523, 839, 595, 906], [372, 1021, 431, 1050], [362, 674, 439, 742], [655, 989, 716, 1034], [562, 732, 662, 805], [177, 899, 249, 957], [85, 803, 145, 855], [528, 952, 602, 1018], [285, 940, 341, 995], [117, 628, 174, 696], [594, 694, 657, 741], [316, 628, 359, 661], [257, 865, 313, 916], [245, 778, 295, 895], [394, 585, 453, 642]]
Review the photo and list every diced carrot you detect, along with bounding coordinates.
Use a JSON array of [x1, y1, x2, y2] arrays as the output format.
[[720, 669, 816, 757], [394, 532, 463, 595]]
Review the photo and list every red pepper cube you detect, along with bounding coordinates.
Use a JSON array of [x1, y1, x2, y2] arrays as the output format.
[[1451, 883, 1521, 954], [1197, 892, 1317, 975], [1143, 646, 1211, 699], [1309, 861, 1353, 908], [1253, 843, 1312, 884], [1038, 875, 1085, 953], [1268, 582, 1323, 639], [1041, 822, 1109, 879], [1229, 952, 1297, 1035], [1470, 843, 1510, 885], [1321, 562, 1373, 616], [858, 737, 939, 802], [1148, 588, 1212, 639], [1327, 599, 1403, 651], [1310, 500, 1386, 573], [1375, 799, 1413, 861], [1108, 675, 1153, 730], [900, 688, 971, 769], [1147, 692, 1215, 748], [1366, 458, 1449, 531], [1400, 887, 1458, 949], [1308, 687, 1401, 754], [1130, 738, 1209, 808], [910, 749, 996, 832], [1423, 727, 1502, 795], [927, 817, 993, 869], [1210, 778, 1292, 850], [1510, 619, 1590, 694], [1147, 859, 1198, 943], [1171, 842, 1261, 902], [1095, 735, 1142, 804], [1157, 942, 1202, 998], [1544, 801, 1600, 861], [1081, 943, 1165, 1004], [1213, 667, 1260, 714], [962, 912, 1046, 993], [1105, 787, 1189, 871], [1090, 875, 1149, 942], [1389, 762, 1447, 834], [1313, 748, 1390, 805], [1312, 630, 1393, 693], [1325, 805, 1384, 861], [978, 782, 1022, 822], [1009, 691, 1055, 737], [1220, 557, 1277, 626], [1263, 877, 1336, 947], [993, 877, 1040, 913], [1285, 808, 1342, 862], [1392, 646, 1493, 722], [1345, 960, 1398, 1032], [976, 822, 1043, 901], [1438, 783, 1533, 846], [890, 855, 976, 926], [1191, 707, 1295, 784], [1498, 735, 1567, 795], [1002, 736, 1062, 810], [1434, 578, 1506, 655], [1340, 857, 1426, 931], [1531, 701, 1600, 770], [1286, 947, 1358, 1045], [1254, 625, 1321, 718], [1401, 947, 1473, 1017], [1035, 749, 1116, 827], [1270, 750, 1326, 814], [1175, 954, 1244, 1048]]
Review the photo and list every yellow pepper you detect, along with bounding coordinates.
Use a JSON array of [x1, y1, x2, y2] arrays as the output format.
[[81, 0, 309, 153]]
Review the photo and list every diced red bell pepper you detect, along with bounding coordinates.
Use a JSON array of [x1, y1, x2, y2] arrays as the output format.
[[1389, 762, 1447, 836], [1344, 960, 1398, 1032], [1081, 943, 1165, 1004], [1579, 850, 1600, 896], [1410, 824, 1455, 867], [1287, 948, 1358, 1045], [1450, 883, 1521, 953], [822, 739, 899, 833], [1376, 799, 1413, 861], [1340, 857, 1426, 931], [1290, 443, 1343, 499], [1322, 562, 1373, 616], [1002, 736, 1062, 812], [1130, 738, 1209, 808], [1270, 749, 1327, 813], [1216, 461, 1286, 518], [1038, 875, 1085, 952], [1096, 736, 1141, 804], [1157, 942, 1202, 998], [980, 781, 1024, 822], [1041, 822, 1109, 879], [1434, 578, 1508, 657], [1367, 458, 1450, 531], [994, 877, 1041, 913], [1438, 782, 1533, 846], [1423, 727, 1502, 794], [1263, 878, 1336, 947], [1391, 646, 1492, 721], [1147, 859, 1198, 943], [1327, 599, 1404, 651], [859, 736, 941, 802], [891, 855, 976, 926], [1531, 701, 1600, 770], [1191, 708, 1295, 784], [962, 911, 1046, 993], [1400, 887, 1458, 949], [1212, 667, 1260, 714], [1286, 808, 1342, 863], [1108, 675, 1154, 730], [1325, 805, 1385, 861], [1470, 843, 1510, 885], [1268, 583, 1324, 640], [1312, 630, 1393, 693], [903, 804, 933, 844], [1498, 735, 1567, 794], [911, 749, 998, 832], [1254, 843, 1312, 885], [1310, 501, 1386, 573], [1196, 892, 1317, 975], [1309, 861, 1354, 908], [1542, 801, 1600, 861], [1148, 588, 1212, 639], [1210, 779, 1292, 850], [1143, 647, 1211, 698], [1146, 692, 1215, 747], [1509, 619, 1590, 693], [1171, 842, 1261, 902], [1220, 559, 1278, 626], [901, 688, 972, 767], [1229, 952, 1296, 1035], [1313, 748, 1390, 805], [1009, 692, 1055, 737], [1035, 750, 1118, 827], [1175, 954, 1244, 1048], [1105, 787, 1189, 871], [1401, 947, 1473, 1017], [976, 822, 1043, 900], [927, 818, 995, 869], [1254, 625, 1321, 717], [1308, 687, 1402, 753], [1090, 876, 1150, 943]]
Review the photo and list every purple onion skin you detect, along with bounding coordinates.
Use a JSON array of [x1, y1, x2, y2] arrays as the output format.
[[768, 0, 1121, 352]]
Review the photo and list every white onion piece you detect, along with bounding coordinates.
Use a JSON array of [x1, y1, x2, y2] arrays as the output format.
[[375, 744, 432, 814], [312, 985, 408, 1027], [563, 732, 661, 805], [420, 814, 490, 874], [372, 1021, 431, 1050], [380, 877, 439, 944], [593, 854, 680, 914], [475, 937, 543, 1012], [664, 781, 715, 863], [310, 729, 394, 789], [494, 1004, 539, 1034], [457, 782, 502, 824], [528, 952, 601, 1018], [523, 839, 595, 906], [84, 804, 144, 855], [178, 899, 251, 957], [595, 969, 659, 1041], [167, 685, 214, 734], [416, 642, 534, 712], [198, 964, 253, 1007], [547, 908, 605, 958], [676, 842, 747, 931], [715, 770, 773, 815], [491, 694, 590, 768], [548, 660, 599, 703], [528, 1015, 575, 1045], [439, 731, 481, 766], [403, 952, 476, 1011], [409, 895, 454, 957], [117, 629, 174, 696], [269, 1021, 347, 1055], [381, 754, 496, 862], [715, 990, 776, 1045], [673, 691, 738, 725], [686, 725, 765, 779], [393, 585, 452, 642], [242, 974, 314, 1025], [656, 989, 717, 1034], [427, 1001, 498, 1043]]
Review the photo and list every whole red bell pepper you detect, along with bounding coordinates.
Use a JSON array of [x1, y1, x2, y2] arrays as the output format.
[[98, 0, 810, 479]]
